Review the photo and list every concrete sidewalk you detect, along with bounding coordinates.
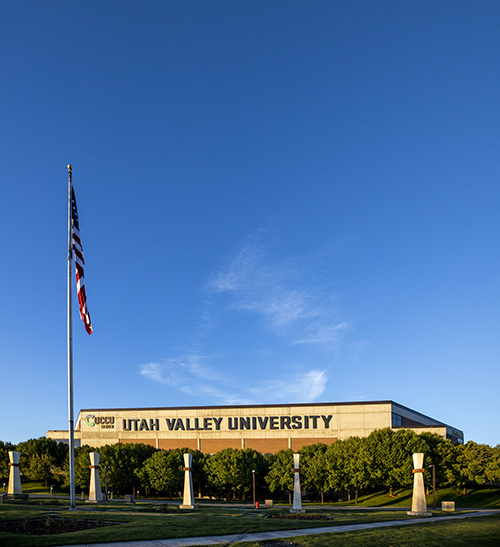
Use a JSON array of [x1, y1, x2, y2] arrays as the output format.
[[54, 510, 499, 547]]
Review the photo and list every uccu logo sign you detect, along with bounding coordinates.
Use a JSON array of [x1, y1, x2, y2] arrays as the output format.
[[85, 415, 115, 429]]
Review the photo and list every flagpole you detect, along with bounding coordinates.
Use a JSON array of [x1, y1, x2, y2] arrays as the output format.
[[67, 163, 76, 510]]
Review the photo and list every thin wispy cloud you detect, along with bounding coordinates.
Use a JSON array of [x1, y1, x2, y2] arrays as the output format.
[[141, 357, 329, 405], [140, 359, 236, 402], [140, 228, 346, 406], [140, 353, 221, 388], [293, 321, 349, 345], [207, 230, 346, 345], [247, 369, 328, 403]]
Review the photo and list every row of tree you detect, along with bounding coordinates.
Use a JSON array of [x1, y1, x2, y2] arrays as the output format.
[[0, 438, 67, 487], [1, 429, 499, 501]]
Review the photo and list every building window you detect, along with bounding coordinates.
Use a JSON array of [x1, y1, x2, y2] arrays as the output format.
[[447, 433, 464, 444], [392, 413, 403, 427]]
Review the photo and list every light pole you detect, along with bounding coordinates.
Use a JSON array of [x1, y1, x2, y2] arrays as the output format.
[[104, 466, 108, 502], [426, 464, 436, 510], [252, 470, 256, 508]]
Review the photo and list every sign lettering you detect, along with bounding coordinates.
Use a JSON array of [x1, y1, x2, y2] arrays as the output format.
[[120, 414, 334, 432]]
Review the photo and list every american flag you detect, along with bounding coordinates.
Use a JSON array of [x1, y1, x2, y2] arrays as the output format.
[[70, 187, 92, 334]]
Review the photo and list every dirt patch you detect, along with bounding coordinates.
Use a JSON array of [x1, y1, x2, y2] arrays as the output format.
[[259, 541, 304, 546], [268, 513, 332, 520], [0, 517, 119, 535]]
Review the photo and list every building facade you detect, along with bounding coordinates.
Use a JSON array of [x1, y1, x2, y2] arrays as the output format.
[[47, 400, 464, 452]]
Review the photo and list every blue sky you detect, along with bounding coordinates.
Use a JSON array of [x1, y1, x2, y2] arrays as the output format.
[[1, 1, 499, 446]]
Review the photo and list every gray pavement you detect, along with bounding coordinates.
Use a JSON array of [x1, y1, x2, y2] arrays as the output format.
[[53, 510, 499, 547]]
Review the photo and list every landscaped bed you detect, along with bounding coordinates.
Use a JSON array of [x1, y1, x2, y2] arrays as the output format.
[[0, 517, 118, 535], [268, 514, 332, 520]]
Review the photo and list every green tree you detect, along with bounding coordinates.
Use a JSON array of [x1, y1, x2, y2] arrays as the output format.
[[391, 429, 429, 490], [204, 448, 244, 500], [174, 448, 206, 497], [16, 437, 68, 486], [325, 440, 345, 499], [25, 453, 54, 485], [364, 428, 396, 495], [364, 428, 427, 496], [343, 436, 372, 503], [435, 438, 460, 488], [418, 432, 451, 489], [485, 445, 500, 484], [63, 444, 95, 491], [136, 450, 182, 496], [463, 442, 494, 485], [136, 447, 206, 498], [265, 448, 294, 502], [101, 443, 156, 495], [0, 441, 16, 481], [453, 441, 494, 494], [238, 448, 268, 500], [300, 443, 328, 504]]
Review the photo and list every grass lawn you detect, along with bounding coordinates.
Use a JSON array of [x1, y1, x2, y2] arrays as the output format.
[[17, 481, 500, 508], [0, 500, 455, 547], [240, 514, 500, 547], [2, 483, 499, 546], [1, 499, 498, 547], [300, 486, 500, 509], [14, 482, 500, 509]]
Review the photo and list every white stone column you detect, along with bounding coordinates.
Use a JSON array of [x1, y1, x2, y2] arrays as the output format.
[[7, 451, 22, 496], [180, 453, 198, 509], [407, 453, 431, 516], [290, 453, 305, 513], [88, 452, 104, 503]]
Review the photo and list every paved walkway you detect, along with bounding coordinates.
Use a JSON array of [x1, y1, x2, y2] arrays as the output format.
[[55, 510, 499, 547]]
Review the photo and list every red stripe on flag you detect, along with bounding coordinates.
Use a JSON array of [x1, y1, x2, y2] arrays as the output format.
[[71, 188, 92, 335]]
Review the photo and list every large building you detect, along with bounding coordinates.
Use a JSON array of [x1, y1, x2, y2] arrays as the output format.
[[47, 400, 463, 452]]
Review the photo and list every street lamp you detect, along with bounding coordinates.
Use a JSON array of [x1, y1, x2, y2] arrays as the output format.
[[427, 464, 436, 510], [252, 470, 256, 508], [104, 466, 108, 502]]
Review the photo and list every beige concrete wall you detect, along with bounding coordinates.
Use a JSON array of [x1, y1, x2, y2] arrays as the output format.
[[74, 404, 389, 447], [47, 401, 461, 451]]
